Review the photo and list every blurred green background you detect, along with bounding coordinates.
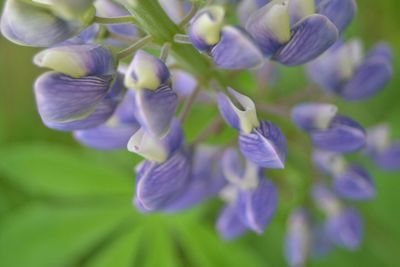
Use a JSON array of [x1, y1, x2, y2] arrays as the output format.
[[1, 1, 400, 266]]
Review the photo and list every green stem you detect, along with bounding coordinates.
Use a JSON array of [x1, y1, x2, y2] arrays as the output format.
[[116, 35, 153, 60], [94, 16, 136, 24], [178, 4, 199, 27], [160, 43, 171, 62]]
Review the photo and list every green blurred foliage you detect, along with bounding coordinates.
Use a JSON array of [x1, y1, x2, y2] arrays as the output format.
[[0, 0, 400, 266]]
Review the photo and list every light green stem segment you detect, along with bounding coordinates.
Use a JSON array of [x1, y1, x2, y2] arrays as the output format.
[[121, 0, 227, 86]]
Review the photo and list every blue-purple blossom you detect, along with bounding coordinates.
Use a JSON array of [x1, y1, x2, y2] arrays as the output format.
[[135, 148, 192, 211], [325, 208, 363, 250], [245, 0, 338, 65], [308, 40, 393, 101], [0, 0, 96, 47], [189, 6, 264, 69], [125, 50, 178, 137], [285, 208, 311, 267]]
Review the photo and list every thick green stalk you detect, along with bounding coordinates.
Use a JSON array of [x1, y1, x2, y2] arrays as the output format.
[[121, 0, 225, 85]]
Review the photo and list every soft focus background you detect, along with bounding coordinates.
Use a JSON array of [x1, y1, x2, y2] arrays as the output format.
[[0, 1, 399, 266]]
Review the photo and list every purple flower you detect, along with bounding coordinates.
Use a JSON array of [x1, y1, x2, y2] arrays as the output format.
[[307, 40, 393, 101], [310, 115, 366, 153], [125, 51, 178, 137], [239, 120, 288, 169], [245, 0, 338, 65], [333, 165, 375, 201], [135, 149, 192, 211], [1, 0, 95, 47], [366, 124, 400, 171], [285, 208, 311, 267], [325, 208, 363, 250], [189, 7, 264, 69], [291, 103, 338, 131]]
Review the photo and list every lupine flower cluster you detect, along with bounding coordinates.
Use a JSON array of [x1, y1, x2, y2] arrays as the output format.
[[1, 0, 398, 266]]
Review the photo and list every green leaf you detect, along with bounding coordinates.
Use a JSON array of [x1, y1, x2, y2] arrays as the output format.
[[177, 222, 265, 267], [0, 202, 133, 267], [0, 143, 133, 198], [84, 225, 144, 267]]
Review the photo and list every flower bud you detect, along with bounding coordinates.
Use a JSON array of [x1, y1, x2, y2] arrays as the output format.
[[291, 103, 338, 131], [333, 165, 375, 200], [239, 120, 288, 169], [217, 88, 259, 134], [125, 50, 170, 90], [189, 6, 225, 51], [310, 115, 366, 153], [1, 0, 95, 47], [236, 178, 278, 234], [34, 44, 115, 78], [312, 150, 347, 176], [135, 149, 192, 211], [127, 119, 184, 163]]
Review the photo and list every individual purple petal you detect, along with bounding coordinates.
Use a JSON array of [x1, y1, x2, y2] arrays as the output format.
[[273, 14, 338, 66], [135, 149, 192, 211], [133, 85, 178, 137], [236, 178, 278, 234], [95, 0, 137, 38], [216, 204, 248, 240], [237, 0, 272, 25], [325, 208, 363, 250], [222, 148, 246, 184], [34, 71, 113, 125], [0, 0, 94, 47], [366, 43, 393, 63], [245, 1, 291, 57], [34, 44, 116, 77], [239, 120, 287, 169], [310, 115, 366, 153], [373, 143, 400, 171], [211, 26, 264, 70], [316, 0, 357, 32], [189, 6, 225, 52], [333, 165, 375, 200], [217, 88, 259, 133], [171, 70, 198, 98], [291, 103, 338, 131], [340, 58, 393, 101], [164, 146, 227, 212], [127, 119, 184, 163], [285, 209, 311, 267], [74, 123, 140, 150], [125, 50, 170, 90]]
